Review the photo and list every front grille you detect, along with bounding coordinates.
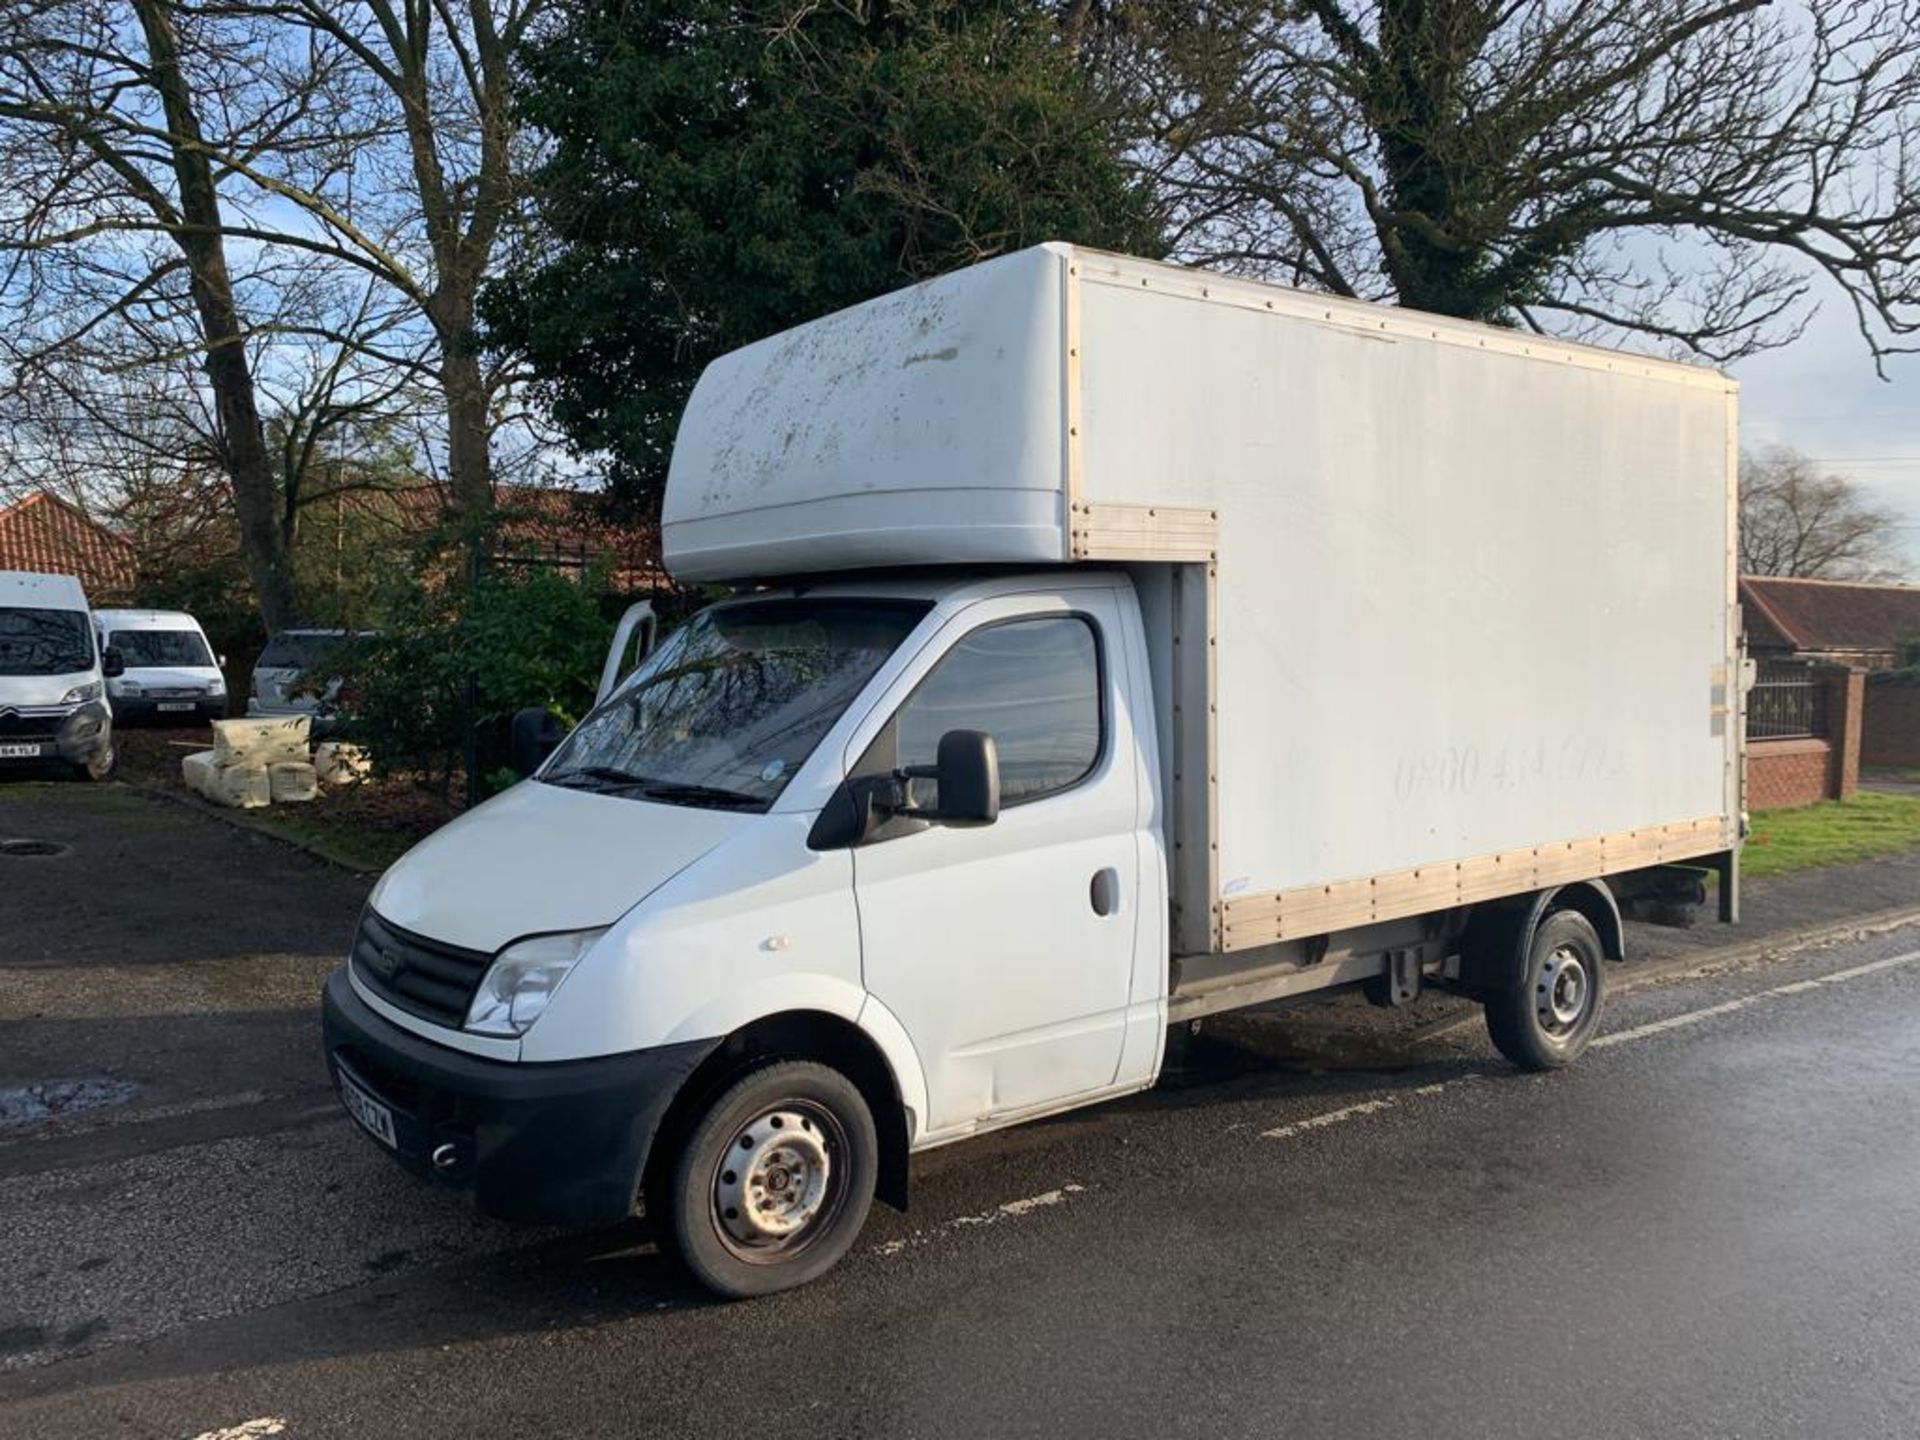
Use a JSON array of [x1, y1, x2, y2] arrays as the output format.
[[351, 909, 492, 1028], [0, 711, 63, 742]]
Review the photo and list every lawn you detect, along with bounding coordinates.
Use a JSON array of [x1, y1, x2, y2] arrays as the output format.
[[1743, 791, 1920, 878]]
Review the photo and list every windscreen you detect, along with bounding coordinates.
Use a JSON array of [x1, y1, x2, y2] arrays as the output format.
[[110, 628, 214, 668], [541, 597, 929, 811], [257, 632, 345, 670], [0, 607, 94, 677]]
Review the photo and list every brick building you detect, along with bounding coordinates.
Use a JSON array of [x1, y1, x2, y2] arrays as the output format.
[[0, 491, 137, 602]]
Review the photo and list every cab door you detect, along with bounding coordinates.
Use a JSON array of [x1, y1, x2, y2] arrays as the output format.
[[849, 589, 1144, 1135]]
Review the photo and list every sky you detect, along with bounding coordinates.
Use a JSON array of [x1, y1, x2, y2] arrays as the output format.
[[1730, 300, 1920, 580]]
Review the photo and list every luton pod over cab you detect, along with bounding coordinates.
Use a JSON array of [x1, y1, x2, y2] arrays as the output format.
[[322, 245, 1744, 1296]]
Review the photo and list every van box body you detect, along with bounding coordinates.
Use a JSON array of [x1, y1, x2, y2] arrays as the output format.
[[665, 244, 1740, 955]]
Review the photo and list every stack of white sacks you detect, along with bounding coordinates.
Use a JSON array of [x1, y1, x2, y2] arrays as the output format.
[[181, 717, 371, 809]]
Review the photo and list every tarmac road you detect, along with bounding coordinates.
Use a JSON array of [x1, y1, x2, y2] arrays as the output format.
[[3, 784, 1918, 1439]]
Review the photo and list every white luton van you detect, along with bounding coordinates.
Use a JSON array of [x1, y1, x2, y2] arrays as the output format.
[[323, 245, 1743, 1296]]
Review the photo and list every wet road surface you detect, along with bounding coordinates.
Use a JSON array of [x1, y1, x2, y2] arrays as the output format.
[[3, 785, 1918, 1438]]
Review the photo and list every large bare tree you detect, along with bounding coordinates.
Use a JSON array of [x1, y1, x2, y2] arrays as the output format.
[[1122, 0, 1920, 364], [1, 0, 540, 636], [1739, 444, 1907, 580], [0, 0, 323, 625], [207, 0, 549, 522]]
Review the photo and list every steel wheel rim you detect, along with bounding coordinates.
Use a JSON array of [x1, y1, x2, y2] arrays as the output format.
[[710, 1100, 847, 1263], [1536, 945, 1591, 1035]]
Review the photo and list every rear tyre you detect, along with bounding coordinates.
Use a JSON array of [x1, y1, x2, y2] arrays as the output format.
[[662, 1059, 877, 1299], [1484, 909, 1606, 1071]]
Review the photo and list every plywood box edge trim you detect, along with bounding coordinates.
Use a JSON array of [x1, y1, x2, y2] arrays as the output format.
[[1218, 815, 1736, 949]]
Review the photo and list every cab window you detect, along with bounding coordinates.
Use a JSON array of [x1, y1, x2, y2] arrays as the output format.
[[892, 615, 1103, 806]]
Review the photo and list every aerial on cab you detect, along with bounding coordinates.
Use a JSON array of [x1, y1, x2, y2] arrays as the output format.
[[321, 245, 1745, 1297], [0, 570, 118, 780]]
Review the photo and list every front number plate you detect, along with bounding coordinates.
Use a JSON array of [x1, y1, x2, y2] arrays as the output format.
[[339, 1073, 397, 1149], [156, 701, 195, 712], [0, 743, 45, 758]]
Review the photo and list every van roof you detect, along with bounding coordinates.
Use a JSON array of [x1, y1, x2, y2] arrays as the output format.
[[0, 569, 90, 611], [93, 608, 206, 630]]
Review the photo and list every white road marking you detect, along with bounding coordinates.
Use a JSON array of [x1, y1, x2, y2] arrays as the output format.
[[876, 945, 1920, 1259], [1261, 1097, 1397, 1140], [1594, 947, 1920, 1049], [188, 1420, 286, 1440], [876, 1184, 1086, 1255], [1258, 947, 1920, 1145]]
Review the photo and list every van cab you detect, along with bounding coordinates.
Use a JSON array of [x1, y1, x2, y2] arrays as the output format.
[[324, 571, 1152, 1295], [92, 608, 226, 724], [0, 571, 117, 779]]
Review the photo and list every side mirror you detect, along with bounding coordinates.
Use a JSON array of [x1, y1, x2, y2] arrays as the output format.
[[510, 706, 568, 777], [923, 729, 999, 826], [101, 647, 125, 679]]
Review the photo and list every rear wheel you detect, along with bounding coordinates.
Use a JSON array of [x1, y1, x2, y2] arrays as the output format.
[[1483, 909, 1606, 1070], [661, 1060, 877, 1298]]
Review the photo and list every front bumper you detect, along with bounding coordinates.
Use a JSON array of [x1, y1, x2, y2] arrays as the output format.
[[0, 702, 111, 765], [111, 695, 224, 724], [321, 968, 717, 1226]]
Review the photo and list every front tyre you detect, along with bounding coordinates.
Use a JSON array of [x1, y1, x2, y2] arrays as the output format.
[[1484, 909, 1606, 1071], [663, 1060, 877, 1298], [72, 745, 114, 782]]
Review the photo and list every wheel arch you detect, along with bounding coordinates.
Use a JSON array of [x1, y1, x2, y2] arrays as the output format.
[[1459, 877, 1623, 997], [646, 1009, 915, 1215]]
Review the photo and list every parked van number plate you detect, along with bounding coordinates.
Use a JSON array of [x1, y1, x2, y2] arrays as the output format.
[[157, 701, 195, 712], [339, 1073, 397, 1149], [0, 743, 46, 758]]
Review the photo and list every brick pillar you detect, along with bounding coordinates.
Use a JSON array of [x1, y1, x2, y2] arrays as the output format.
[[1824, 666, 1865, 801]]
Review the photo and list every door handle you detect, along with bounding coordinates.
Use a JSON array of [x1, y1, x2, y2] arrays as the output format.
[[1090, 867, 1120, 917]]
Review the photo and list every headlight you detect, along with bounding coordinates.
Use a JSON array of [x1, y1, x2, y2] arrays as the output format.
[[62, 681, 103, 704], [464, 927, 607, 1036], [115, 680, 143, 696], [208, 676, 226, 694]]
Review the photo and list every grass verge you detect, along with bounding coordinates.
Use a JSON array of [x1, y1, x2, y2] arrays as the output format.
[[1743, 791, 1920, 878]]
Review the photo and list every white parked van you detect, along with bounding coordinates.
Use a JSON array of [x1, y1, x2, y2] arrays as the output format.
[[322, 246, 1745, 1296], [0, 571, 117, 779], [92, 608, 226, 724]]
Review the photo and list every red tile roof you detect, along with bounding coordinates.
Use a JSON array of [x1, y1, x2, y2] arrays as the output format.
[[0, 492, 137, 603], [1740, 575, 1920, 660]]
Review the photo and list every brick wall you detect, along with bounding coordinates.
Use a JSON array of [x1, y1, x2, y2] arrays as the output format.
[[1864, 677, 1920, 767], [1749, 738, 1834, 810], [1747, 665, 1866, 810]]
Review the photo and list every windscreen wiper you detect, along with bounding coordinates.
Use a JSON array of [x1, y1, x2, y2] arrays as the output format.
[[545, 764, 654, 792], [636, 781, 765, 810]]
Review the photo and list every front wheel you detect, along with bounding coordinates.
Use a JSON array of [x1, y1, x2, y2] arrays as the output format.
[[1483, 909, 1606, 1070], [661, 1060, 878, 1298], [72, 745, 114, 782]]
